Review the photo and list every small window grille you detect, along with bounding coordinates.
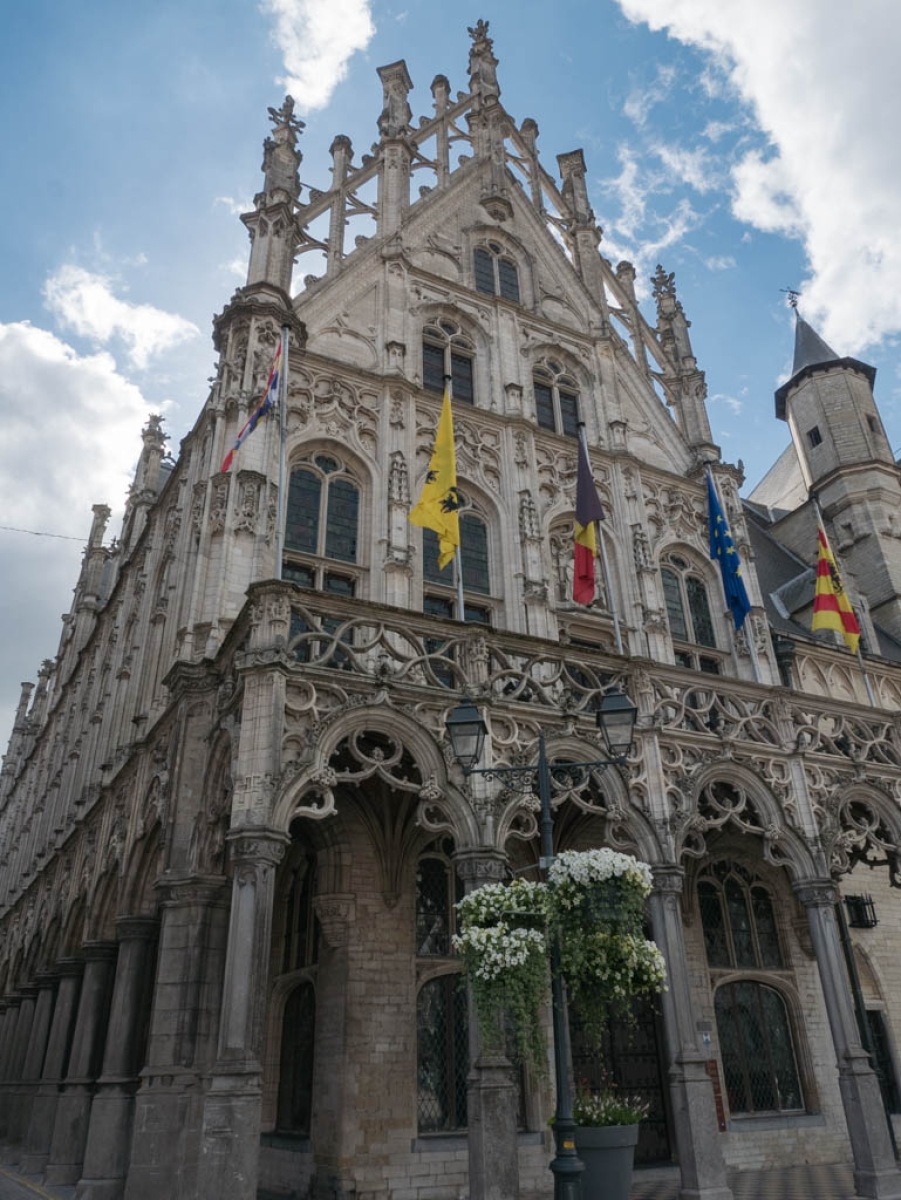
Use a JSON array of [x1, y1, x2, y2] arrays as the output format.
[[807, 426, 823, 448], [845, 894, 878, 929]]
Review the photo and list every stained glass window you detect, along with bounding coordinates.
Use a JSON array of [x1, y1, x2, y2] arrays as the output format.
[[661, 554, 718, 657], [277, 982, 316, 1133], [423, 321, 475, 404], [417, 974, 469, 1132], [716, 982, 802, 1114], [283, 455, 361, 592], [473, 244, 520, 303], [698, 863, 784, 970], [532, 361, 580, 438]]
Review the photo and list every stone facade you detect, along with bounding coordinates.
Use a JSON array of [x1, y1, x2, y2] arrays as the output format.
[[3, 21, 901, 1200]]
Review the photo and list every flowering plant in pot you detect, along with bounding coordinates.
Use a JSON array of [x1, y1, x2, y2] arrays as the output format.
[[452, 879, 548, 1068], [547, 849, 667, 1045], [572, 1078, 649, 1200]]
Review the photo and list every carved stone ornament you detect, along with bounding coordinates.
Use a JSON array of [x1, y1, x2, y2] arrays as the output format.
[[314, 893, 356, 947], [793, 878, 838, 909]]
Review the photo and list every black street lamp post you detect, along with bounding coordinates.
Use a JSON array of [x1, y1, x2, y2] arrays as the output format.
[[445, 690, 637, 1200]]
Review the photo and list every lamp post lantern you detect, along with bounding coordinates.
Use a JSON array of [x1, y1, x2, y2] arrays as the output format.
[[445, 689, 637, 1200]]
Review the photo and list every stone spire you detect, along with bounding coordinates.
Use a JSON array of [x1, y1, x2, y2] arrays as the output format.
[[466, 20, 512, 221], [651, 264, 714, 453], [242, 97, 303, 293]]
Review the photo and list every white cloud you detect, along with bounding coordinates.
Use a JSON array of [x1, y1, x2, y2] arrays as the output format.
[[652, 141, 721, 193], [705, 254, 736, 271], [623, 63, 677, 128], [214, 195, 252, 216], [710, 391, 742, 414], [261, 0, 375, 111], [614, 0, 901, 352], [221, 256, 248, 280], [0, 322, 156, 739], [43, 265, 200, 369]]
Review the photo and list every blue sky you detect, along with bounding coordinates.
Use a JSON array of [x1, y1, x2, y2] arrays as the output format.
[[1, 0, 900, 739]]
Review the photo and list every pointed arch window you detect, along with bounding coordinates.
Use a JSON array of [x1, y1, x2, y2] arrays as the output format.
[[423, 320, 475, 404], [697, 862, 784, 970], [277, 981, 316, 1133], [473, 242, 521, 303], [533, 359, 580, 438], [660, 553, 721, 672], [416, 842, 463, 957], [417, 973, 469, 1132], [715, 982, 803, 1114], [283, 453, 361, 595]]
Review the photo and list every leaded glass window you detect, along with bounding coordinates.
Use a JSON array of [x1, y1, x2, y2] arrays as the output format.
[[277, 982, 316, 1133], [661, 553, 719, 664], [423, 320, 475, 404], [417, 974, 469, 1132], [715, 982, 803, 1114], [283, 454, 361, 591], [416, 845, 463, 957], [697, 862, 785, 970], [533, 359, 580, 437], [473, 242, 520, 303], [422, 495, 491, 596]]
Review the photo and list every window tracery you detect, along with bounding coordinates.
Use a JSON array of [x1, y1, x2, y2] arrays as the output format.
[[473, 242, 521, 303], [533, 359, 580, 438], [660, 552, 720, 672], [283, 452, 361, 595], [422, 320, 475, 404]]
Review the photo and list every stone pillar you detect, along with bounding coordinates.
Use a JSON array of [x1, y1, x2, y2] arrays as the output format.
[[195, 829, 287, 1200], [455, 849, 520, 1200], [796, 879, 901, 1199], [45, 942, 118, 1186], [0, 996, 23, 1140], [650, 867, 733, 1200], [124, 876, 229, 1200], [76, 917, 159, 1200], [0, 990, 36, 1150], [6, 973, 58, 1161], [21, 959, 84, 1175]]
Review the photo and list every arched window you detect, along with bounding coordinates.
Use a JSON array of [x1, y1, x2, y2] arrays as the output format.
[[533, 359, 580, 438], [421, 492, 493, 623], [277, 981, 316, 1133], [715, 982, 803, 1114], [283, 453, 360, 595], [660, 553, 720, 672], [417, 974, 469, 1132], [280, 853, 318, 974], [697, 862, 783, 970], [416, 843, 463, 957], [423, 320, 475, 404], [473, 242, 520, 303]]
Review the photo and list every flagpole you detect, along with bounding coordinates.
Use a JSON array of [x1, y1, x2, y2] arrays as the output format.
[[706, 467, 761, 684], [442, 373, 466, 623], [577, 423, 622, 654], [811, 497, 875, 707], [275, 324, 290, 583]]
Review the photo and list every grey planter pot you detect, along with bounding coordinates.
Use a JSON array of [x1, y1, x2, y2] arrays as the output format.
[[574, 1123, 639, 1200]]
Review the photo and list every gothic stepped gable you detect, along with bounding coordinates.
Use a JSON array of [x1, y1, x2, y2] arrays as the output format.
[[4, 20, 901, 1200]]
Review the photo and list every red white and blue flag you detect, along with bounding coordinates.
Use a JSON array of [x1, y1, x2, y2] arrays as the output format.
[[220, 340, 282, 473]]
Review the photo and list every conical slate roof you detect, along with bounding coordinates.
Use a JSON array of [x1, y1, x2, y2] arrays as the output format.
[[775, 313, 876, 420], [792, 315, 839, 376]]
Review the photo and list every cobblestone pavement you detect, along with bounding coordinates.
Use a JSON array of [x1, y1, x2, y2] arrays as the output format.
[[631, 1162, 855, 1199], [0, 1161, 860, 1199]]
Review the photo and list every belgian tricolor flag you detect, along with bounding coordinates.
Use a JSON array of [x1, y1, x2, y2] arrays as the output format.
[[573, 439, 604, 605]]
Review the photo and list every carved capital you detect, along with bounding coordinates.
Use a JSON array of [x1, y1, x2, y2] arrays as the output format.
[[651, 864, 685, 896], [314, 893, 356, 947], [453, 849, 507, 888], [793, 877, 839, 909], [115, 915, 160, 943], [227, 827, 289, 869]]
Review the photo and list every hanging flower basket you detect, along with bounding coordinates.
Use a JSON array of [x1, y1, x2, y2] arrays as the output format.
[[453, 880, 548, 1069], [548, 850, 666, 1044]]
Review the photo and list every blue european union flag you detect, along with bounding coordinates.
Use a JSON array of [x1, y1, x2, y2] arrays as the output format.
[[707, 472, 752, 631]]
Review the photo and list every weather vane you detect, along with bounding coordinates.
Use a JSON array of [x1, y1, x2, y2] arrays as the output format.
[[780, 287, 801, 309]]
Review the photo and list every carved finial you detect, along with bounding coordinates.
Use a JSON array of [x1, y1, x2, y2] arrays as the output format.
[[651, 264, 677, 301], [468, 18, 491, 45], [377, 60, 413, 139], [468, 18, 499, 103], [267, 95, 305, 144]]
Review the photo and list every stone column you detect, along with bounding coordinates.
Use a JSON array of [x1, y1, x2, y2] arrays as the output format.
[[76, 917, 159, 1200], [195, 828, 287, 1200], [0, 990, 36, 1150], [21, 959, 84, 1175], [455, 849, 520, 1200], [0, 996, 22, 1141], [796, 879, 901, 1199], [6, 973, 58, 1161], [45, 942, 118, 1186], [124, 875, 229, 1200], [650, 866, 733, 1200]]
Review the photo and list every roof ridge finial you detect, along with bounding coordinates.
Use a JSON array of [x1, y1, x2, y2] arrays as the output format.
[[468, 18, 500, 105]]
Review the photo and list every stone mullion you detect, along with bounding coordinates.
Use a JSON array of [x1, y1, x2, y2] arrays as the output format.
[[454, 849, 520, 1200], [196, 828, 287, 1200], [21, 959, 84, 1175], [7, 973, 57, 1161], [76, 916, 159, 1200], [45, 942, 118, 1186], [650, 867, 733, 1200], [796, 879, 901, 1199]]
